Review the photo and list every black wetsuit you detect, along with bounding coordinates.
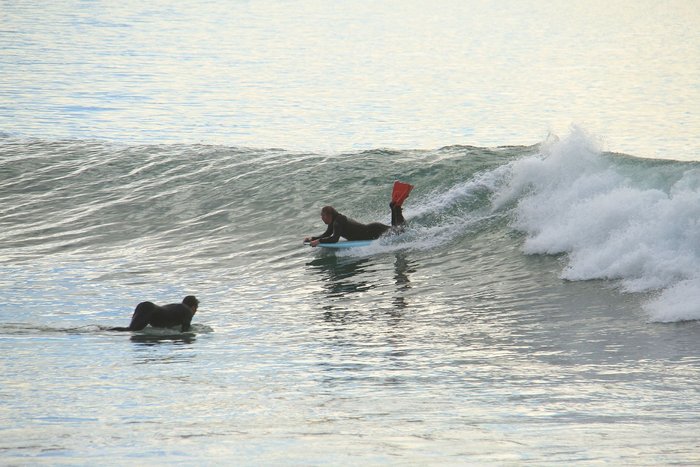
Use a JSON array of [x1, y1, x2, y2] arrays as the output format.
[[112, 302, 195, 332], [312, 204, 405, 243]]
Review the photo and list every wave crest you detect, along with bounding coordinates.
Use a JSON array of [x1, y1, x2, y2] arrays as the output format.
[[495, 127, 700, 322]]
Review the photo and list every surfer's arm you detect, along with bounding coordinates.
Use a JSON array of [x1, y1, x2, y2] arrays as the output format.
[[317, 220, 342, 243], [306, 223, 334, 245], [307, 223, 342, 246], [317, 233, 340, 243], [127, 305, 151, 331], [309, 223, 333, 241]]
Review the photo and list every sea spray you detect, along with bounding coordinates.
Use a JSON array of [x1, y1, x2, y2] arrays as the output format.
[[493, 127, 700, 321]]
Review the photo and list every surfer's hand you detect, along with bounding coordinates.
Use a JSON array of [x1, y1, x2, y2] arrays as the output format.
[[310, 240, 320, 247]]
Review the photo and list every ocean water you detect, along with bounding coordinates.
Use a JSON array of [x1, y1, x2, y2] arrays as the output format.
[[2, 1, 700, 465], [2, 0, 699, 158]]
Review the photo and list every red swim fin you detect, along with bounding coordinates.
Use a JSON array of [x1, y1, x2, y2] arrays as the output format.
[[391, 180, 414, 207]]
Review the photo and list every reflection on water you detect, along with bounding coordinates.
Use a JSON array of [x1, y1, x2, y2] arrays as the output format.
[[127, 328, 202, 364], [308, 252, 416, 295], [392, 253, 416, 312], [392, 253, 414, 290], [130, 341, 196, 366], [306, 254, 375, 299], [125, 324, 213, 347], [306, 251, 418, 329], [129, 333, 196, 346]]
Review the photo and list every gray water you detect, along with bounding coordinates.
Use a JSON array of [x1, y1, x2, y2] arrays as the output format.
[[2, 1, 700, 465], [2, 0, 699, 159]]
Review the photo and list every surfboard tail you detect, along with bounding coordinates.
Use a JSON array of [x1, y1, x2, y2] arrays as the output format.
[[391, 180, 414, 207]]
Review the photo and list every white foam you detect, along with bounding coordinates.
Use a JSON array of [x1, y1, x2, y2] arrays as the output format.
[[644, 279, 700, 322], [494, 126, 700, 322], [336, 212, 491, 258]]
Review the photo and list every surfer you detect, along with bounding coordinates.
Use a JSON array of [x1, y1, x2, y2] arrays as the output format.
[[111, 295, 199, 332], [304, 181, 413, 246]]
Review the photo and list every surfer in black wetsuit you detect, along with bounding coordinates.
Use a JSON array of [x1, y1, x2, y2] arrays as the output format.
[[304, 181, 413, 246], [111, 295, 199, 332]]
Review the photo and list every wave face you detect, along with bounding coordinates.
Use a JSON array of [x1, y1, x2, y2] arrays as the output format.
[[1, 128, 699, 322], [4, 129, 700, 465]]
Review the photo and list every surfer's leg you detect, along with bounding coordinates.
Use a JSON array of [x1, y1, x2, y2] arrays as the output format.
[[390, 202, 405, 227], [365, 223, 391, 239], [126, 301, 155, 331]]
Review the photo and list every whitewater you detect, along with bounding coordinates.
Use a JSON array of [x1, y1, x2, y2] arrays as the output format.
[[494, 129, 700, 322]]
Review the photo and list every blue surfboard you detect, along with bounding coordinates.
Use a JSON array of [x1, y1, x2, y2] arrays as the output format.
[[306, 240, 374, 249]]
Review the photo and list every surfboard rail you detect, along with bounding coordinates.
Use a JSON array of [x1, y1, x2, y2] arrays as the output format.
[[304, 240, 374, 249]]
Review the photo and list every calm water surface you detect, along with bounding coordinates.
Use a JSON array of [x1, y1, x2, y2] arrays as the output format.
[[1, 0, 699, 158]]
